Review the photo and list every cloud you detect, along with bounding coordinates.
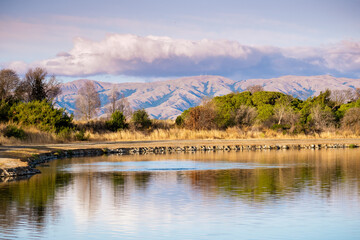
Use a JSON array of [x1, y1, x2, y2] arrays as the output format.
[[7, 34, 360, 78], [283, 40, 360, 73]]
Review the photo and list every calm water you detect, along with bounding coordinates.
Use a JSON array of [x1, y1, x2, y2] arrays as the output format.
[[1, 149, 360, 239]]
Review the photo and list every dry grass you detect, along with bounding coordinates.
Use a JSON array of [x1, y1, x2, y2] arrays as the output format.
[[0, 124, 58, 145], [89, 127, 360, 142], [1, 123, 359, 146]]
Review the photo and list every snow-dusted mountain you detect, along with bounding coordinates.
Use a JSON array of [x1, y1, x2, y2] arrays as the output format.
[[56, 75, 360, 119]]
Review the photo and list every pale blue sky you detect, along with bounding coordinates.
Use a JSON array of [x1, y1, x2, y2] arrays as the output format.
[[1, 0, 359, 82]]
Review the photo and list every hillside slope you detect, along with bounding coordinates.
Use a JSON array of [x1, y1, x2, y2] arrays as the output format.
[[56, 75, 360, 119]]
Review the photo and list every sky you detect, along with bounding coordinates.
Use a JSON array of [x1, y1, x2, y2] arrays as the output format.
[[1, 0, 360, 83]]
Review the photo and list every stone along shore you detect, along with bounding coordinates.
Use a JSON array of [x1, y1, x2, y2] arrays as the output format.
[[1, 141, 359, 180]]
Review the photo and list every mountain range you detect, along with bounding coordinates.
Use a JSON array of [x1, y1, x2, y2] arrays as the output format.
[[56, 75, 360, 119]]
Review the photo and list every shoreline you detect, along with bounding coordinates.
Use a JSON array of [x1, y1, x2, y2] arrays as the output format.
[[1, 138, 360, 180]]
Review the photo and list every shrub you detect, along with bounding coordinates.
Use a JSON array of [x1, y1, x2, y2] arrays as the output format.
[[56, 127, 73, 141], [0, 100, 12, 122], [10, 100, 73, 133], [256, 104, 274, 123], [342, 107, 360, 133], [3, 125, 27, 140], [106, 111, 127, 132], [131, 109, 152, 130], [235, 105, 258, 127], [184, 104, 217, 130], [252, 91, 284, 106], [310, 105, 335, 132], [213, 91, 253, 128], [175, 115, 184, 127], [74, 129, 89, 141]]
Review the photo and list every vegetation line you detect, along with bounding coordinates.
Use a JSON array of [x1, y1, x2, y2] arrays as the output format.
[[1, 68, 360, 145]]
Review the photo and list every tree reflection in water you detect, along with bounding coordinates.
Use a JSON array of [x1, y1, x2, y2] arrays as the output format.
[[0, 149, 359, 238]]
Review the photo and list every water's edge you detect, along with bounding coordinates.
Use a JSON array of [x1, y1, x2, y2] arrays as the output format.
[[1, 142, 359, 181]]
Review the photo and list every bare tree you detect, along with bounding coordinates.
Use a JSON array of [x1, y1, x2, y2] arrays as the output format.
[[19, 67, 61, 102], [107, 88, 120, 116], [235, 105, 257, 127], [310, 104, 335, 132], [330, 89, 353, 107], [274, 104, 288, 125], [342, 107, 360, 133], [107, 88, 132, 118], [353, 88, 360, 101], [274, 105, 299, 132], [246, 85, 264, 94], [0, 69, 20, 101], [76, 81, 101, 120], [273, 96, 299, 126], [117, 94, 133, 118]]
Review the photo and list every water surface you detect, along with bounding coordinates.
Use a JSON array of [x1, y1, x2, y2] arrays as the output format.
[[1, 149, 359, 239]]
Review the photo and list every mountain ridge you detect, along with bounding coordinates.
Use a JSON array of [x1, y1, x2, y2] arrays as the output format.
[[55, 75, 360, 119]]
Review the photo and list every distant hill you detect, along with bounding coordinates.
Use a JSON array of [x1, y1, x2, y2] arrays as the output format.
[[56, 75, 360, 119]]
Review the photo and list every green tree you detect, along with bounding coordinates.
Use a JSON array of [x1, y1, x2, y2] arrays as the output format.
[[106, 110, 127, 131], [213, 91, 253, 128], [131, 109, 152, 130], [256, 104, 274, 123], [175, 109, 190, 127], [10, 100, 73, 133], [0, 100, 12, 122], [251, 91, 284, 106]]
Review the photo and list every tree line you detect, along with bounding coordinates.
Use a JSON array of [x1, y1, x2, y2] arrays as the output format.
[[2, 67, 360, 141], [176, 85, 360, 134], [0, 68, 152, 140]]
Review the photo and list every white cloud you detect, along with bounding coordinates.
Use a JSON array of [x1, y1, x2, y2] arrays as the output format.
[[7, 34, 360, 78], [283, 40, 360, 73]]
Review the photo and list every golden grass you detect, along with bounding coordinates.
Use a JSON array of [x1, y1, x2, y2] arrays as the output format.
[[88, 127, 360, 142], [1, 122, 359, 146], [0, 124, 58, 145]]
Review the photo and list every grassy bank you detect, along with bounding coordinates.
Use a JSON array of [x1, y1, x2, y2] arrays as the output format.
[[1, 123, 360, 146], [89, 127, 360, 141]]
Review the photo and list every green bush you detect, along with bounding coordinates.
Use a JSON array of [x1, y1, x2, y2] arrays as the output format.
[[56, 127, 73, 141], [256, 104, 274, 123], [3, 125, 27, 140], [175, 115, 184, 126], [213, 91, 254, 128], [131, 109, 152, 130], [0, 100, 12, 122], [252, 91, 285, 106], [74, 129, 89, 141], [10, 100, 73, 133], [106, 111, 127, 132]]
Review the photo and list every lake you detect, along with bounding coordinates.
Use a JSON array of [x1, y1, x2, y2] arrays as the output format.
[[1, 149, 360, 239]]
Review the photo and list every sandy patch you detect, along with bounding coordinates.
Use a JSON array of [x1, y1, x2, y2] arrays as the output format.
[[0, 158, 27, 168]]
